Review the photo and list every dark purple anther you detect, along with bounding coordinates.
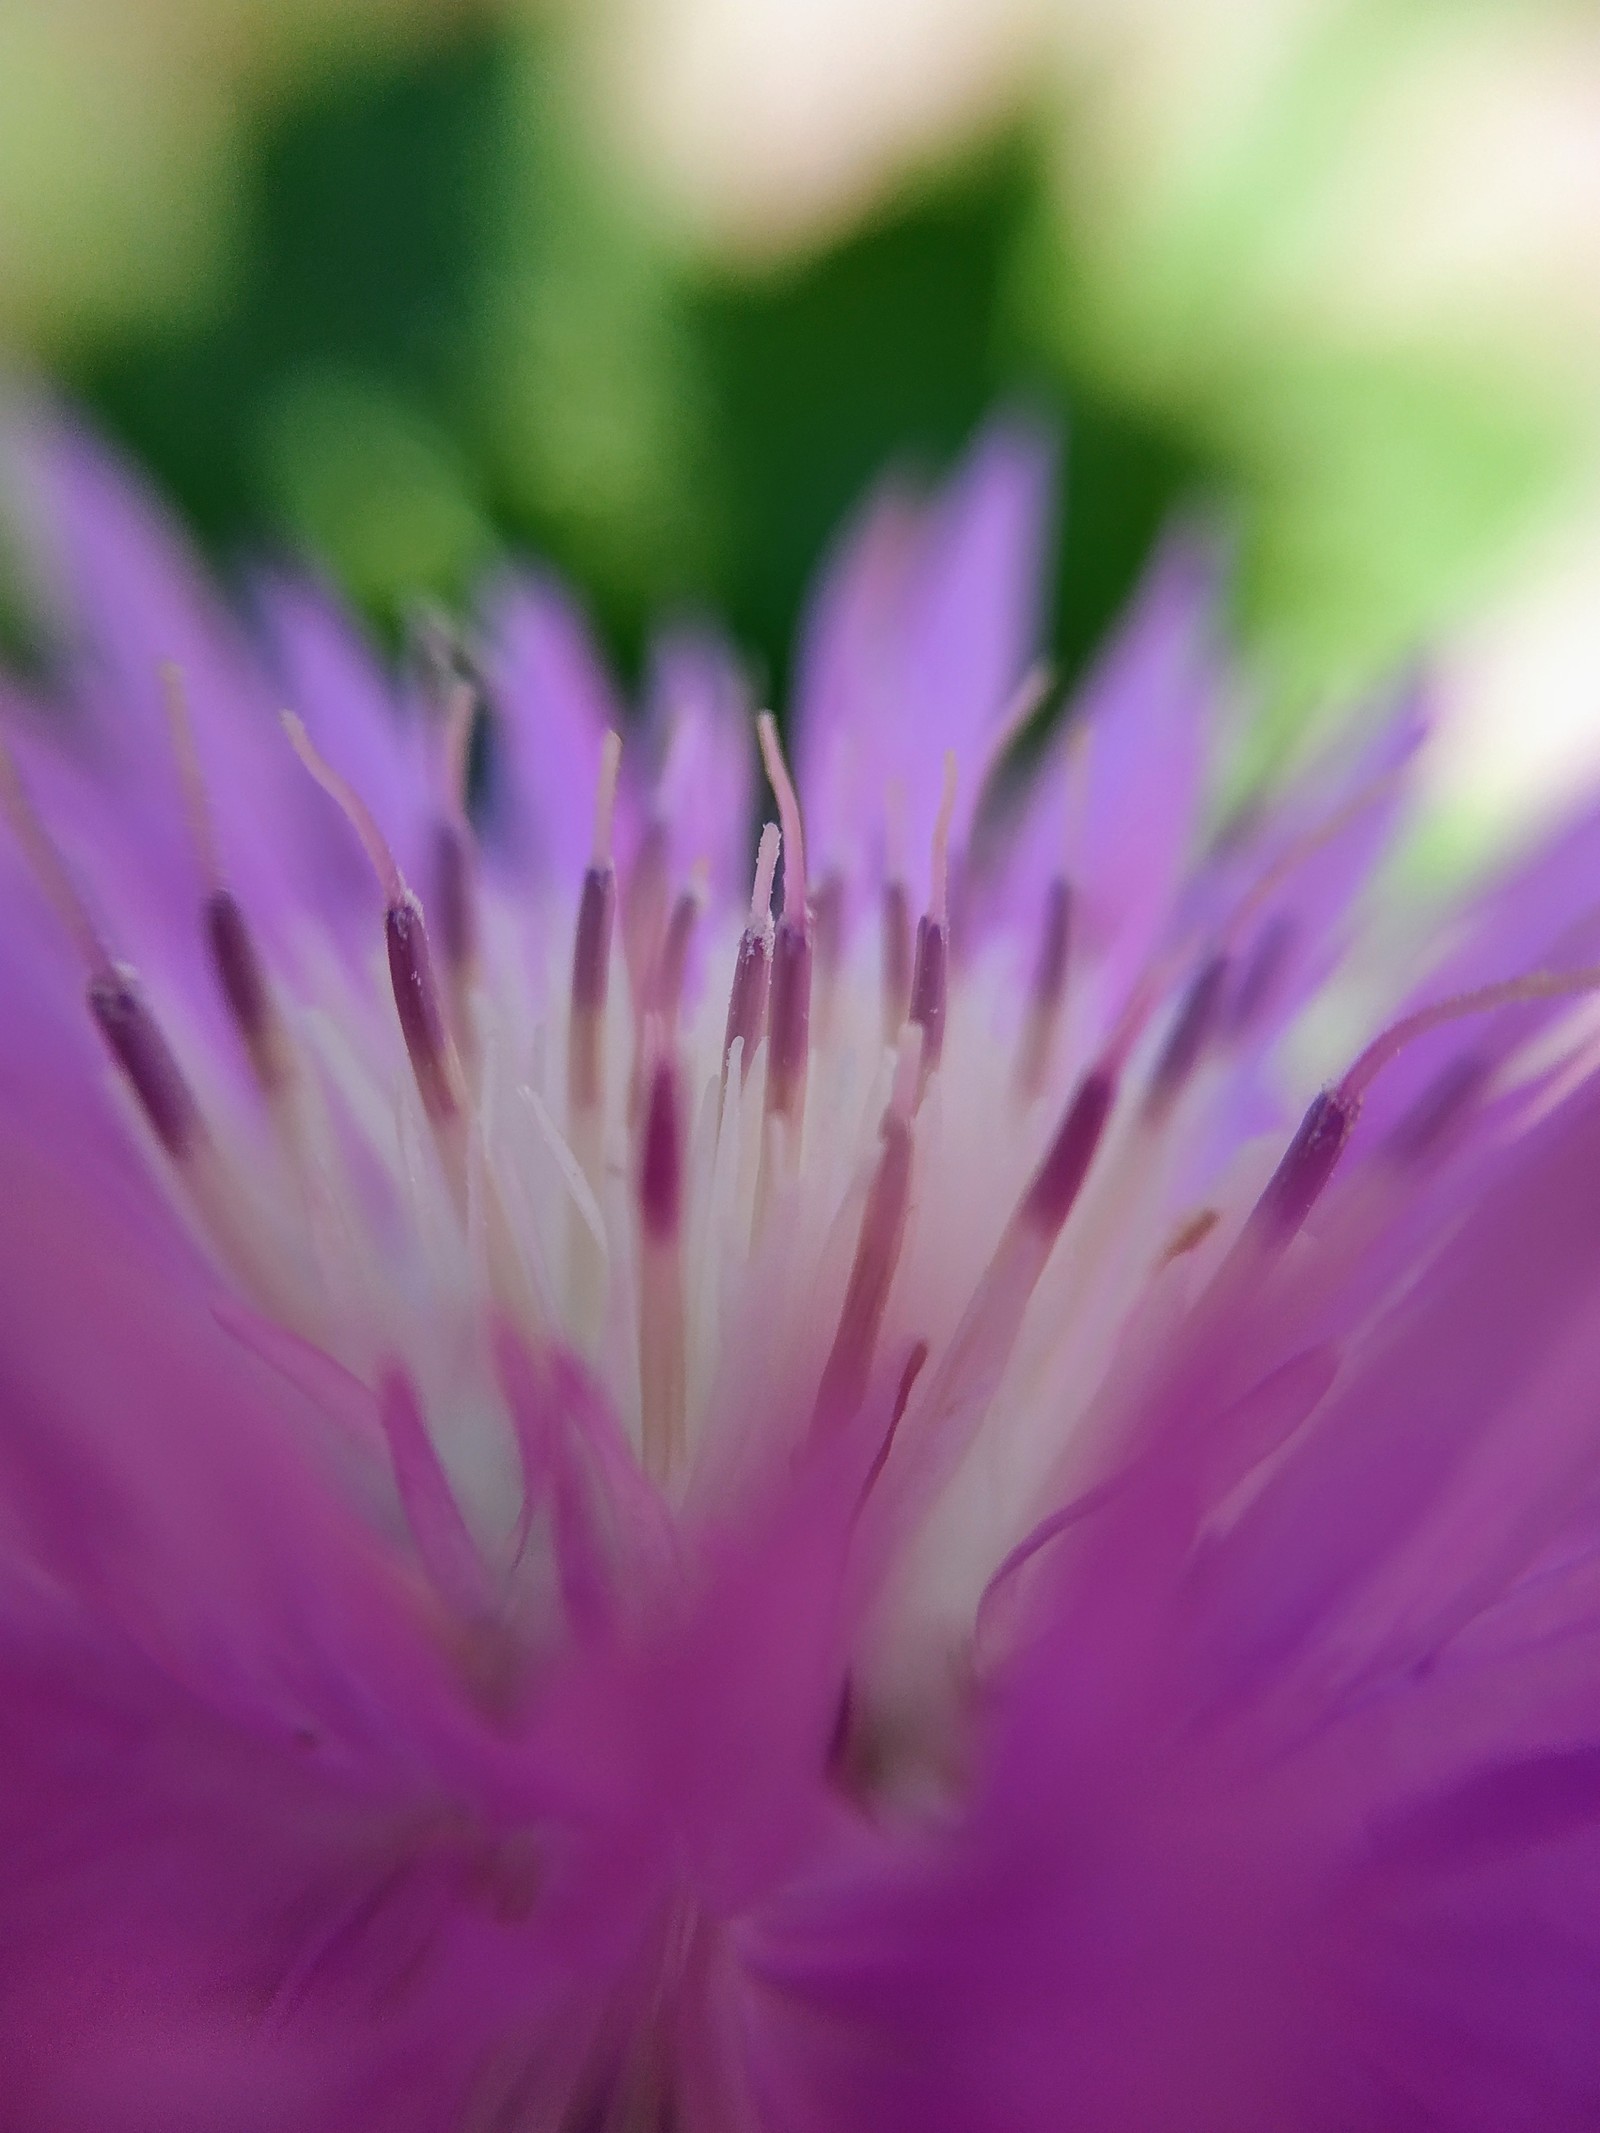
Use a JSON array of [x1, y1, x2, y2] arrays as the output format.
[[725, 925, 776, 1083], [1226, 914, 1293, 1037], [571, 865, 616, 1018], [569, 863, 616, 1118], [1384, 1052, 1489, 1166], [766, 914, 813, 1122], [204, 888, 280, 1090], [655, 889, 700, 1028], [812, 870, 845, 984], [1248, 1086, 1359, 1247], [1023, 1067, 1116, 1236], [1144, 952, 1229, 1122], [88, 973, 201, 1161], [909, 915, 948, 1069], [622, 819, 669, 1004], [1014, 876, 1072, 1100], [431, 819, 477, 978], [814, 1111, 913, 1429], [386, 898, 459, 1126], [881, 880, 912, 1040], [638, 1057, 682, 1243], [1033, 876, 1072, 1015], [722, 927, 771, 1086]]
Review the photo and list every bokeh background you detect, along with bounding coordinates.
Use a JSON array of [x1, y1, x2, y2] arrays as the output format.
[[5, 0, 1600, 858]]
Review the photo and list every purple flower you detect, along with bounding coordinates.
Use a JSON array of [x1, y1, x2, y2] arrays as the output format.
[[2, 409, 1600, 2132]]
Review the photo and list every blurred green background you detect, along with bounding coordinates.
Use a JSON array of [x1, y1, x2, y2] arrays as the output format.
[[7, 0, 1600, 815]]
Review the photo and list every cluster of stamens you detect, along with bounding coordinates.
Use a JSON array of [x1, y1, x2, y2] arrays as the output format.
[[6, 652, 1600, 1767]]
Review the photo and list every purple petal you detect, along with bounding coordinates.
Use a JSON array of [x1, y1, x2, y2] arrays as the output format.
[[646, 625, 756, 907], [479, 570, 634, 889]]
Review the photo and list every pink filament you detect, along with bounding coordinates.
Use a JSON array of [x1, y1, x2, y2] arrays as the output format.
[[971, 660, 1055, 823], [592, 730, 623, 867], [928, 751, 958, 925], [757, 714, 806, 915], [1340, 964, 1600, 1105], [282, 712, 404, 903], [0, 728, 112, 975], [881, 880, 913, 1040], [1222, 763, 1404, 951], [161, 664, 222, 891], [441, 676, 477, 826], [813, 1040, 918, 1432], [750, 821, 780, 928]]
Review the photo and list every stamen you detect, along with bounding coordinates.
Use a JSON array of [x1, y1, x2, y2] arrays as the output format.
[[431, 819, 477, 986], [757, 713, 807, 914], [1143, 952, 1230, 1123], [636, 1055, 686, 1481], [161, 674, 288, 1096], [750, 821, 780, 930], [906, 754, 958, 1079], [592, 729, 623, 868], [205, 887, 284, 1094], [281, 713, 404, 905], [882, 1067, 1117, 1513], [0, 732, 211, 1157], [970, 660, 1055, 850], [0, 729, 110, 972], [812, 871, 844, 973], [749, 722, 813, 1141], [765, 910, 813, 1131], [1014, 875, 1072, 1103], [441, 676, 478, 826], [1225, 914, 1293, 1037], [881, 880, 913, 1043], [1023, 1066, 1118, 1236], [722, 825, 778, 1093], [569, 865, 616, 1117], [858, 1338, 930, 1509], [638, 1054, 683, 1243], [1243, 1086, 1360, 1250], [722, 941, 770, 1093], [811, 868, 846, 1043], [1232, 964, 1600, 1260], [1222, 764, 1405, 951], [160, 664, 221, 890], [813, 1035, 918, 1432], [1339, 965, 1600, 1106], [286, 718, 467, 1134], [928, 751, 958, 927], [1383, 1052, 1491, 1165], [909, 915, 947, 1074], [88, 971, 202, 1161], [1157, 1206, 1221, 1268], [622, 818, 670, 1010], [431, 679, 482, 1069], [567, 748, 623, 1333], [653, 879, 703, 1033], [387, 895, 462, 1128]]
